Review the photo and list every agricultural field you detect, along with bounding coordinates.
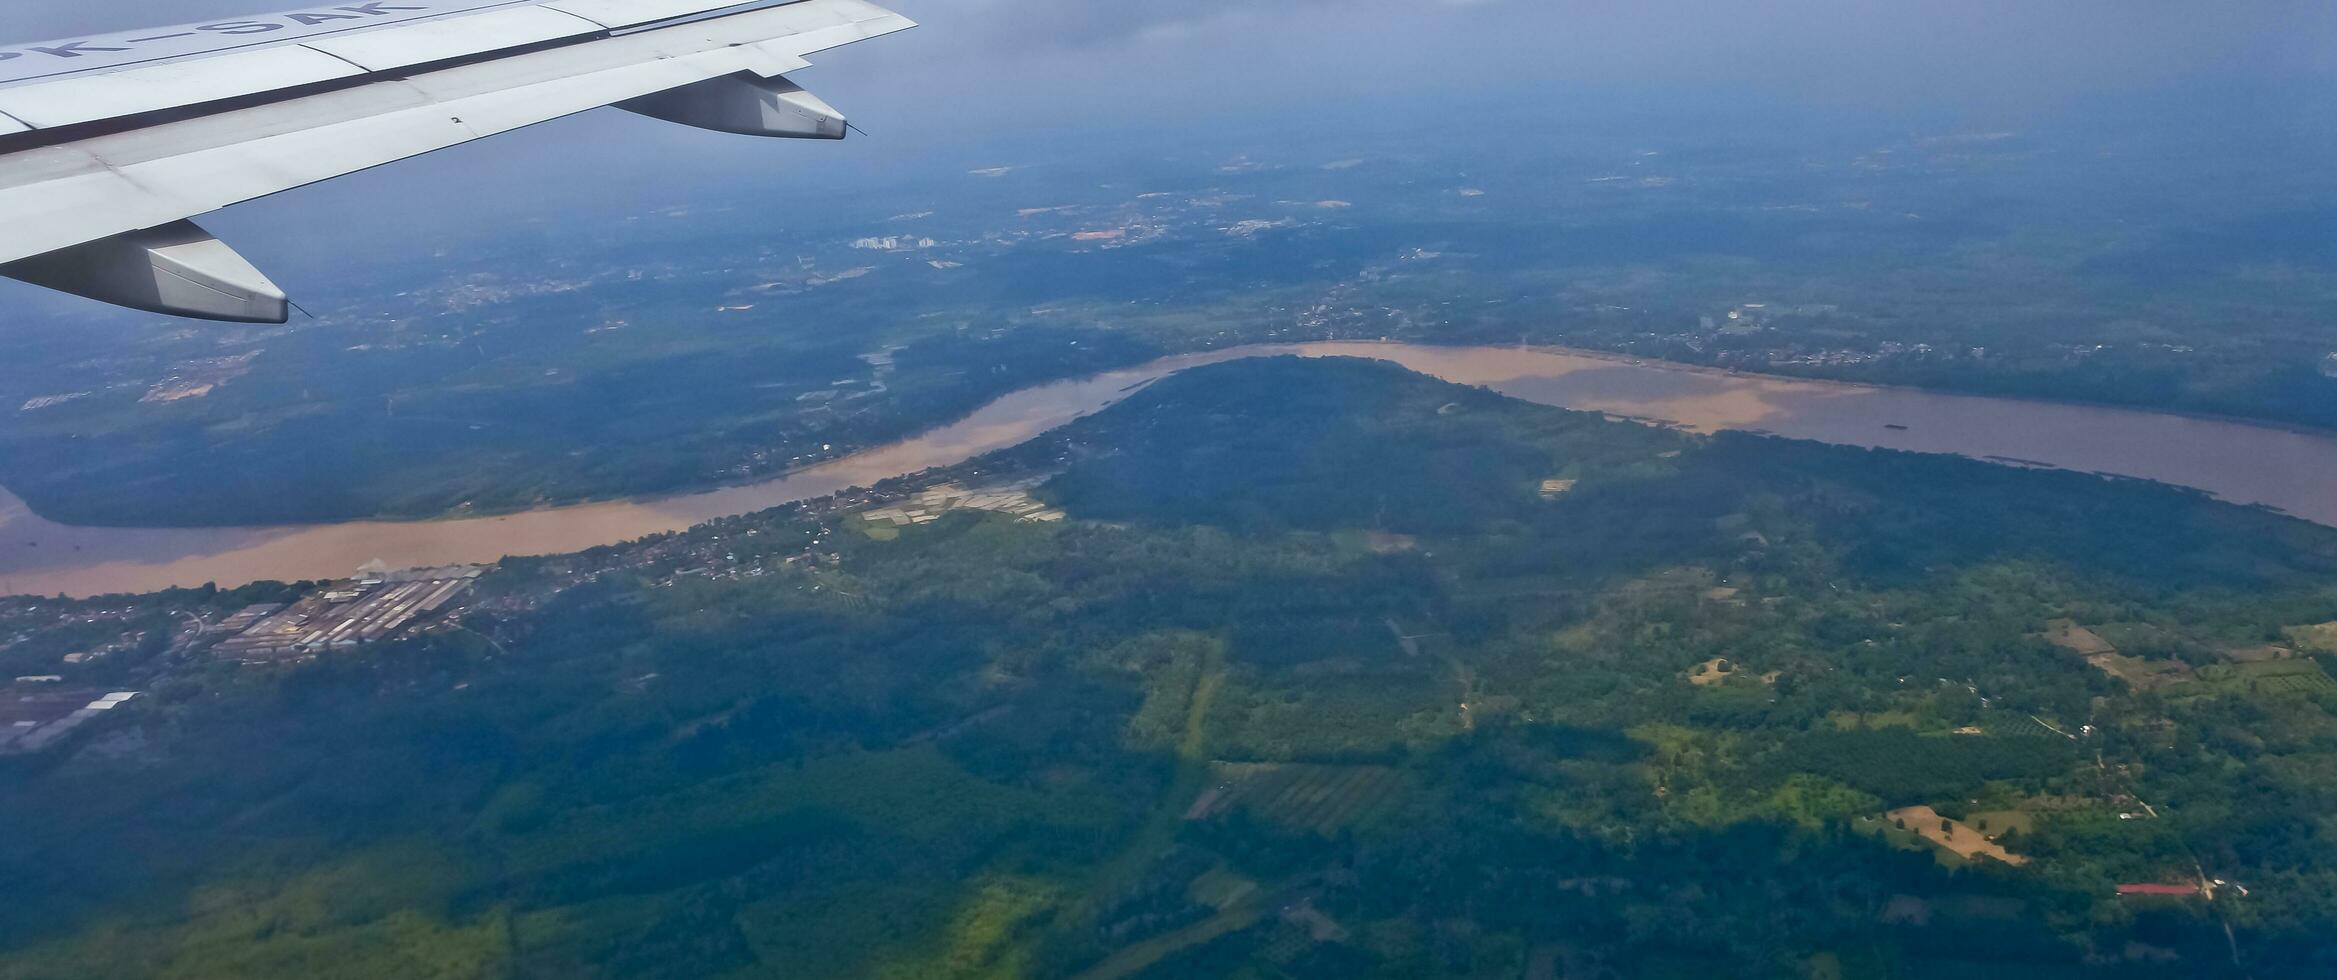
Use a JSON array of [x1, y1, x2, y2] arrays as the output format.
[[2093, 653, 2195, 690], [2191, 659, 2337, 697], [1185, 763, 1411, 836], [2043, 620, 2195, 689], [1982, 713, 2074, 739], [850, 515, 903, 541]]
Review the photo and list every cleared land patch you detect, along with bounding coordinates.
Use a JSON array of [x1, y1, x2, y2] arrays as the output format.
[[2222, 644, 2296, 664], [1884, 805, 2028, 866], [2042, 620, 2115, 656], [1688, 656, 1776, 687], [2281, 621, 2337, 653], [2042, 619, 2192, 690]]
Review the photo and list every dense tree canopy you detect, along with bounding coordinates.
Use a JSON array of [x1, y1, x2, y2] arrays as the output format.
[[4, 358, 2335, 977]]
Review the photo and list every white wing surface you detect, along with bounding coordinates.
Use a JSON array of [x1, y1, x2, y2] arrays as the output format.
[[0, 0, 913, 321]]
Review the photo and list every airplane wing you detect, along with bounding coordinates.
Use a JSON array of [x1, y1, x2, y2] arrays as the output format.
[[0, 0, 914, 322]]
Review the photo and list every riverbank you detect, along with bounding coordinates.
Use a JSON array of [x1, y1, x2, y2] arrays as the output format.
[[5, 342, 2335, 597]]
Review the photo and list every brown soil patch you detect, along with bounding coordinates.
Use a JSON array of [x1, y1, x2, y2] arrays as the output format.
[[1886, 805, 2028, 866]]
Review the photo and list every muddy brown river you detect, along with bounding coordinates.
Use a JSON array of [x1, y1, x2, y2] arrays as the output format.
[[6, 341, 2336, 597]]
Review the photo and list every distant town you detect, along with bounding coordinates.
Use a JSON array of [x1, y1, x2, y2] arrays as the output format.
[[0, 464, 1078, 759], [2, 564, 482, 756]]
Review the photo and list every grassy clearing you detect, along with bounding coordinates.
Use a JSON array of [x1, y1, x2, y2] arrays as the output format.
[[1826, 710, 1921, 730], [2041, 621, 2116, 657], [1880, 805, 2028, 866], [852, 515, 903, 541], [1187, 867, 1261, 911], [1776, 729, 2080, 804], [869, 877, 1062, 980], [1069, 892, 1269, 980], [0, 846, 504, 980], [1964, 809, 2038, 837], [1066, 639, 1226, 939], [2092, 652, 2194, 689], [2283, 621, 2337, 653]]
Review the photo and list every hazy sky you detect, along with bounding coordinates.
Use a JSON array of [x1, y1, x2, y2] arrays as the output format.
[[1, 0, 2331, 315], [11, 0, 2330, 97]]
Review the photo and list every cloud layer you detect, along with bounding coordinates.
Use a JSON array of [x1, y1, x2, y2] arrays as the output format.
[[7, 0, 2329, 101], [0, 0, 2327, 300]]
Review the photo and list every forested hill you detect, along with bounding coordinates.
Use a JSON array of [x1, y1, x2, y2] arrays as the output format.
[[1036, 356, 2337, 591], [3, 357, 2336, 978]]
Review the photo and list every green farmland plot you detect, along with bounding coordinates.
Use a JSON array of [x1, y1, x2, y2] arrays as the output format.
[[1188, 763, 1412, 836], [2193, 659, 2337, 698]]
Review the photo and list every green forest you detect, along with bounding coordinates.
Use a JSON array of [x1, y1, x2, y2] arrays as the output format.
[[5, 357, 2337, 978]]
